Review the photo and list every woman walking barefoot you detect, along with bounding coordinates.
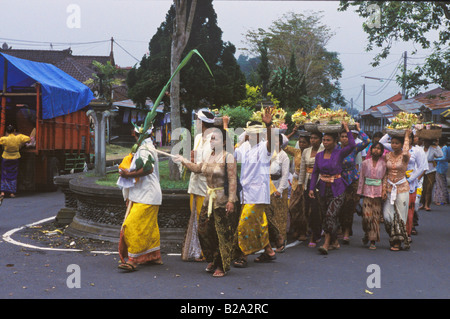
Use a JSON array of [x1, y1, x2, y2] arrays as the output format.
[[309, 123, 356, 255], [357, 142, 386, 250]]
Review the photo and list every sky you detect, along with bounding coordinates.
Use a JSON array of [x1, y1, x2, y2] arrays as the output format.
[[1, 0, 440, 112]]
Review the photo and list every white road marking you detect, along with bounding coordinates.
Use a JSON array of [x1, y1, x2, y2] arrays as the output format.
[[1, 216, 118, 254]]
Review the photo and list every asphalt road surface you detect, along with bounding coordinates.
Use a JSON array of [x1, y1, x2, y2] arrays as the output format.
[[0, 189, 449, 306]]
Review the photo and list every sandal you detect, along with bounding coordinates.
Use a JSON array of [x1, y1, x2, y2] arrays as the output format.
[[254, 252, 276, 263], [369, 244, 376, 250], [329, 244, 340, 250], [212, 268, 227, 278], [232, 257, 248, 268], [318, 246, 328, 255], [275, 240, 287, 253], [118, 262, 138, 272], [205, 263, 216, 273], [308, 242, 316, 248], [390, 246, 400, 251], [362, 237, 369, 246]]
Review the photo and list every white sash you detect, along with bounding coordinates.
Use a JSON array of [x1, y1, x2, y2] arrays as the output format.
[[388, 177, 407, 205]]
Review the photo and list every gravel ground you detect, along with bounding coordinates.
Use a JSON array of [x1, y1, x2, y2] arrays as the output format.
[[14, 220, 182, 254]]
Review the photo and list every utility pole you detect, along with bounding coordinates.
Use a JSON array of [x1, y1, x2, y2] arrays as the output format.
[[402, 51, 407, 100], [363, 83, 365, 111]]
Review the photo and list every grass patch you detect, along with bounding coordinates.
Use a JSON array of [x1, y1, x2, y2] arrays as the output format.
[[96, 159, 190, 190], [106, 144, 132, 160]]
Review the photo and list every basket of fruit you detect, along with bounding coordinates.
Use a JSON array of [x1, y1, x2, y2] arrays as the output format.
[[386, 112, 418, 137], [317, 121, 343, 133], [415, 123, 442, 140]]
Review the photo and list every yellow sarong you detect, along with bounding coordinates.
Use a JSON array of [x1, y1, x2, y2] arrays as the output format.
[[237, 204, 270, 255], [119, 202, 160, 263], [190, 194, 205, 221]]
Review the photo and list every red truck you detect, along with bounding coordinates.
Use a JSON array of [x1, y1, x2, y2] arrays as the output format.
[[0, 52, 94, 191]]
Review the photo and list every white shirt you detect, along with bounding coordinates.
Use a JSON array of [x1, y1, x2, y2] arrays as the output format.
[[235, 140, 271, 204], [128, 139, 162, 205], [187, 133, 212, 196], [423, 146, 444, 174], [270, 149, 290, 195], [407, 145, 427, 193]]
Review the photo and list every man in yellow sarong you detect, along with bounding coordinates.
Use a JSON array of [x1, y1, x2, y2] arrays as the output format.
[[117, 125, 162, 272], [232, 107, 276, 267]]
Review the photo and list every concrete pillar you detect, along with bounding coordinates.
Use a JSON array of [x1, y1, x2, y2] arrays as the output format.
[[86, 100, 111, 177]]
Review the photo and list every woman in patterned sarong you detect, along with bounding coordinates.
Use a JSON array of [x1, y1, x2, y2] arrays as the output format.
[[357, 142, 386, 249], [298, 132, 324, 247], [266, 134, 290, 252], [178, 127, 238, 277], [309, 123, 356, 255], [382, 131, 411, 251], [283, 130, 310, 242], [337, 123, 370, 244]]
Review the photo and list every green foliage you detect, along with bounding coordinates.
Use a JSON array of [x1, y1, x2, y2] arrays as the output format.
[[84, 61, 124, 101], [243, 11, 345, 109], [219, 105, 254, 129], [238, 84, 263, 108], [257, 39, 271, 95]]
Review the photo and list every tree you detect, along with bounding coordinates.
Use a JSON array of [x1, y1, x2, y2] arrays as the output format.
[[128, 1, 245, 115], [338, 1, 450, 94], [257, 39, 270, 96], [127, 0, 245, 180], [243, 11, 345, 108], [84, 61, 124, 102], [236, 54, 260, 86]]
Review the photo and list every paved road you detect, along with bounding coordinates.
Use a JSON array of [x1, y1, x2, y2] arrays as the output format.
[[0, 189, 449, 304]]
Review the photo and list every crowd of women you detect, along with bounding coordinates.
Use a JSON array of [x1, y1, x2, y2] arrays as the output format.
[[116, 107, 449, 276]]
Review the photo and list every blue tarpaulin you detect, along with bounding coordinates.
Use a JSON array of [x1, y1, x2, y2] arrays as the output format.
[[0, 52, 94, 119]]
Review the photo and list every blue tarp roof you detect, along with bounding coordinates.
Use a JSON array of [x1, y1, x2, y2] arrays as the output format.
[[0, 52, 94, 119]]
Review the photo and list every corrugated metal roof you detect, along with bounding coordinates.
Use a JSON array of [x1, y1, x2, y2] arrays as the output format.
[[389, 99, 425, 113], [415, 90, 450, 110], [377, 105, 396, 119]]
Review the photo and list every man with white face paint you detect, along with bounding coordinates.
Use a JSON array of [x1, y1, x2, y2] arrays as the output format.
[[181, 108, 215, 262], [232, 107, 277, 268]]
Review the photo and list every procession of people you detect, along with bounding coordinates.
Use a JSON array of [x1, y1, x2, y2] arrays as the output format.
[[115, 107, 449, 275]]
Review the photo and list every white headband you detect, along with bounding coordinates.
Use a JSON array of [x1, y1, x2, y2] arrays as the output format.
[[197, 109, 215, 124], [244, 121, 265, 134], [135, 125, 153, 135]]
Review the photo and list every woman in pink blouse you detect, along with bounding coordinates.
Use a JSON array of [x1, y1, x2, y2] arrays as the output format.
[[357, 142, 386, 250]]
